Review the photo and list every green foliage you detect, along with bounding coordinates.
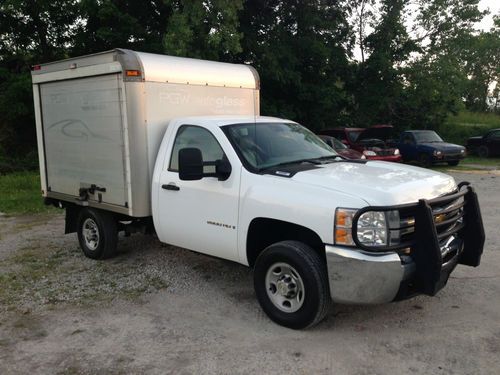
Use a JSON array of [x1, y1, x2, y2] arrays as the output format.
[[0, 0, 498, 158], [439, 111, 500, 145], [0, 171, 56, 214], [163, 0, 243, 60], [237, 0, 353, 130]]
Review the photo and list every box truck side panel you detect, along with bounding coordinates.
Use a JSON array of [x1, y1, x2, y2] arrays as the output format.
[[40, 74, 128, 208], [144, 82, 258, 179]]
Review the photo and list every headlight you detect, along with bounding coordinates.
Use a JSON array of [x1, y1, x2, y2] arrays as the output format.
[[433, 150, 442, 156], [335, 208, 398, 248], [360, 154, 366, 159], [356, 211, 388, 246], [363, 150, 376, 156], [460, 149, 465, 153], [394, 149, 400, 155]]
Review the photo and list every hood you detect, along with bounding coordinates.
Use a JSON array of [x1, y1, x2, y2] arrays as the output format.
[[290, 161, 456, 206], [357, 125, 394, 142], [419, 142, 465, 152]]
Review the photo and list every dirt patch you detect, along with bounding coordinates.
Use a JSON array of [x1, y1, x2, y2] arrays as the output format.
[[0, 170, 499, 375]]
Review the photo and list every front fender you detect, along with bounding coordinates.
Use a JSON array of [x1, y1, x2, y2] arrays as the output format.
[[237, 170, 367, 265]]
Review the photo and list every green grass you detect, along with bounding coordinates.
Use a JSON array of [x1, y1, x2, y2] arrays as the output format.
[[0, 171, 56, 214], [462, 156, 500, 167]]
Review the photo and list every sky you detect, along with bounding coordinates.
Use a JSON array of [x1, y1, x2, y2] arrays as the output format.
[[477, 0, 499, 30]]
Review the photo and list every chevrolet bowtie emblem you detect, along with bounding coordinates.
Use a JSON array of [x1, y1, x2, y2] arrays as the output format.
[[435, 213, 446, 223]]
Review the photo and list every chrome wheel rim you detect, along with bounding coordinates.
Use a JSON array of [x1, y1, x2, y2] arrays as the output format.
[[265, 262, 305, 313], [82, 218, 100, 251]]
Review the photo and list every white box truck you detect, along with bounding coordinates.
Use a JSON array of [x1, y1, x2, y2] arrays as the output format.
[[32, 50, 485, 329]]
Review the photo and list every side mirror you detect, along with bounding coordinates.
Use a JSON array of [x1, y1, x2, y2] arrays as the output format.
[[178, 148, 232, 181], [179, 148, 203, 181], [215, 157, 232, 181]]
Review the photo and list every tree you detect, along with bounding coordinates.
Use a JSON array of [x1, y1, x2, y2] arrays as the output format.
[[351, 0, 417, 127], [163, 0, 243, 60], [462, 16, 500, 112], [237, 0, 353, 129]]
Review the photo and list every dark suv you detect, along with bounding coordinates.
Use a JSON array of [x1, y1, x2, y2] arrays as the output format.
[[466, 129, 500, 158]]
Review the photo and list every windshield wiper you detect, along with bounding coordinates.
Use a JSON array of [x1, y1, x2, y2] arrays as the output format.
[[259, 155, 341, 172]]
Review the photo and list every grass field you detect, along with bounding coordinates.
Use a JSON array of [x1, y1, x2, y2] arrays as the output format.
[[462, 155, 500, 167], [0, 171, 57, 214]]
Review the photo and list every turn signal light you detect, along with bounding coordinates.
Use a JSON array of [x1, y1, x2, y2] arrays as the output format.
[[125, 70, 141, 77]]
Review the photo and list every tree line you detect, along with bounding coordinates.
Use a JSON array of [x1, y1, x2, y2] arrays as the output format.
[[0, 0, 499, 160]]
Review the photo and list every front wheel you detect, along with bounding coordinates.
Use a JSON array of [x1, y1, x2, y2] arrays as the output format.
[[419, 153, 431, 168], [253, 241, 331, 329], [77, 208, 118, 259], [447, 160, 460, 166], [478, 145, 489, 158]]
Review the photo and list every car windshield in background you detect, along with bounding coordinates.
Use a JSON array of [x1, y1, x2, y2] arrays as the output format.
[[347, 130, 362, 143], [414, 131, 443, 143], [331, 137, 347, 149], [223, 122, 337, 171]]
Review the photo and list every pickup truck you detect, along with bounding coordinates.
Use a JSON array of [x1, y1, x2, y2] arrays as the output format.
[[466, 128, 500, 158], [31, 50, 485, 329], [398, 130, 466, 167]]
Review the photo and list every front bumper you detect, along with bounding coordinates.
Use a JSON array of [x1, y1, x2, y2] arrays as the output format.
[[325, 184, 485, 304]]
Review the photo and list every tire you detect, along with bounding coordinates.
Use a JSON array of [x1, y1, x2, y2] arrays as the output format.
[[253, 241, 331, 329], [478, 145, 489, 158], [447, 160, 459, 166], [77, 208, 118, 260], [419, 153, 431, 168]]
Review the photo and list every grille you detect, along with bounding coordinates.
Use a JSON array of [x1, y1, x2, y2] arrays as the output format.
[[394, 192, 465, 253]]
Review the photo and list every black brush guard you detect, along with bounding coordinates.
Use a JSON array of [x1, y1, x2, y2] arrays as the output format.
[[352, 183, 485, 297]]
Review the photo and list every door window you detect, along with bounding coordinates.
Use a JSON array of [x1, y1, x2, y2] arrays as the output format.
[[169, 125, 225, 173]]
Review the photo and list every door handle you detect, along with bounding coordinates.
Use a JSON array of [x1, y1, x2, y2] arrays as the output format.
[[162, 183, 180, 191]]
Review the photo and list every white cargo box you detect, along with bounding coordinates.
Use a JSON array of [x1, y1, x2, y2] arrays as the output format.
[[32, 49, 260, 217]]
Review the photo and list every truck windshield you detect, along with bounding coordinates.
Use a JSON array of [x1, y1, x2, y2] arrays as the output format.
[[223, 122, 337, 171], [414, 131, 443, 143]]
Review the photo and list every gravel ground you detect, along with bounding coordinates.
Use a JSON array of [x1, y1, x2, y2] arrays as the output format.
[[0, 170, 499, 375]]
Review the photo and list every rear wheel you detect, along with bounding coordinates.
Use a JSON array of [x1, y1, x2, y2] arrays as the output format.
[[77, 208, 118, 259], [253, 241, 331, 329], [478, 145, 489, 158], [447, 160, 459, 166]]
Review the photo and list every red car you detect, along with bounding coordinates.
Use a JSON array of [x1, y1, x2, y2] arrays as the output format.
[[318, 135, 365, 160], [318, 125, 402, 162]]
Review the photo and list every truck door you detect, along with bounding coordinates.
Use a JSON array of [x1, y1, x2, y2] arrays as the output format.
[[156, 125, 241, 262]]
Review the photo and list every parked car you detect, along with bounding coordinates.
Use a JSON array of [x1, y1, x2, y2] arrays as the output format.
[[318, 125, 402, 162], [398, 130, 466, 167], [318, 135, 365, 159], [31, 49, 485, 329], [466, 128, 500, 158]]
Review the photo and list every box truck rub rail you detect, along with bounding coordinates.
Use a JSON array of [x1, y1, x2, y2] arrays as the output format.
[[32, 50, 485, 329]]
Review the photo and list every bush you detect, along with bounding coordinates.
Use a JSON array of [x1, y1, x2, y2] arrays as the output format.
[[438, 111, 500, 145]]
